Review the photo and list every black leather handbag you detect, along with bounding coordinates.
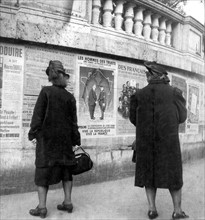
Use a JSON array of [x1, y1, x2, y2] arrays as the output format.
[[71, 147, 93, 175]]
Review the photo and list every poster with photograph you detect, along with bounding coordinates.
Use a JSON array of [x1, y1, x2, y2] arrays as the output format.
[[171, 74, 187, 133], [0, 43, 24, 141], [77, 55, 117, 138], [186, 84, 200, 133], [198, 83, 205, 124], [23, 46, 76, 128], [116, 62, 146, 135]]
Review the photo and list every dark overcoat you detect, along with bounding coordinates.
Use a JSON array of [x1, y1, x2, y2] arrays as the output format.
[[88, 89, 97, 106], [98, 90, 106, 111], [28, 85, 81, 168], [129, 80, 187, 190]]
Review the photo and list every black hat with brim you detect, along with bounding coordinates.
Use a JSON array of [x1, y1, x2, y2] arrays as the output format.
[[144, 61, 168, 76], [45, 60, 70, 78]]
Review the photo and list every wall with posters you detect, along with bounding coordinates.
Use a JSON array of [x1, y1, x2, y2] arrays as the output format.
[[0, 41, 205, 194]]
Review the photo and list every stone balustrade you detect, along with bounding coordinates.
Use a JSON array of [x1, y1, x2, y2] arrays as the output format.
[[91, 0, 181, 47]]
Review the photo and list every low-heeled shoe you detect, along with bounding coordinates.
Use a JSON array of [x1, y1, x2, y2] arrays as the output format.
[[172, 211, 189, 219], [29, 206, 47, 218], [148, 210, 158, 219], [57, 202, 73, 213]]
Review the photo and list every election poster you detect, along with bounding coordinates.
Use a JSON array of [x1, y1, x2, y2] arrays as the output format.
[[186, 83, 200, 133], [171, 74, 187, 133], [116, 62, 146, 135], [77, 55, 117, 138], [0, 43, 24, 141], [23, 46, 76, 128]]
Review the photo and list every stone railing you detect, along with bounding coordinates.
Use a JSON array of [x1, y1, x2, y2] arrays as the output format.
[[91, 0, 204, 52]]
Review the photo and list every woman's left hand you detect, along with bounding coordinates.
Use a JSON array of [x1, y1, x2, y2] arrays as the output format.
[[31, 139, 37, 145]]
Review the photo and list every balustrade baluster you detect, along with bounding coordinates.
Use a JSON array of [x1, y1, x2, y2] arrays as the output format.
[[159, 17, 167, 45], [103, 0, 113, 27], [143, 10, 152, 40], [151, 14, 160, 42], [114, 0, 126, 31], [165, 21, 172, 46], [124, 2, 135, 34], [134, 6, 145, 38], [92, 0, 102, 25]]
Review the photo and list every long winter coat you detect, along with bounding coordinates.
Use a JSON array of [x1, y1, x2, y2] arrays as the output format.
[[28, 85, 81, 168], [129, 80, 187, 190]]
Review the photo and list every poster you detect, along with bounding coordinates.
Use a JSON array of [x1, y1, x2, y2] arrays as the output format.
[[77, 55, 117, 138], [0, 43, 24, 141], [186, 84, 200, 133], [171, 74, 187, 133], [23, 46, 76, 128], [116, 62, 146, 135]]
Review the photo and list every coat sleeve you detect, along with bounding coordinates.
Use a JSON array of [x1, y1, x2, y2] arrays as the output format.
[[173, 87, 187, 124], [129, 93, 138, 127], [28, 88, 47, 140], [70, 96, 81, 146]]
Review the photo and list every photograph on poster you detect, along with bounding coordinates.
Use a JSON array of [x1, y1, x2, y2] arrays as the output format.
[[171, 74, 187, 133], [116, 62, 146, 135], [79, 66, 115, 137]]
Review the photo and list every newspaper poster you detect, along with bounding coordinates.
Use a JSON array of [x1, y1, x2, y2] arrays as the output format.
[[186, 83, 200, 133], [0, 43, 24, 141], [116, 62, 146, 135], [23, 46, 76, 128], [77, 55, 117, 138], [171, 74, 187, 133]]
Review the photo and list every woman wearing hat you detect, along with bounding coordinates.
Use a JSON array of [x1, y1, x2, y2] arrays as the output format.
[[129, 61, 188, 219], [28, 60, 81, 218]]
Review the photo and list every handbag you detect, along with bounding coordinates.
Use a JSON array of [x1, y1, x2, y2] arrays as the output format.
[[71, 146, 93, 175]]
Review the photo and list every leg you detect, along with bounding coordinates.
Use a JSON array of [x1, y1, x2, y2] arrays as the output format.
[[88, 105, 92, 119], [29, 186, 48, 218], [62, 180, 73, 205], [145, 187, 157, 211], [169, 188, 189, 219], [38, 186, 49, 208], [169, 188, 182, 214], [57, 180, 73, 213], [100, 106, 103, 119], [92, 104, 96, 118]]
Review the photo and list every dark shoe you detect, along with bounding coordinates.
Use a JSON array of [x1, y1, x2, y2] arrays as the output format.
[[148, 210, 158, 219], [29, 206, 47, 218], [100, 117, 104, 120], [172, 211, 189, 219], [57, 202, 73, 213]]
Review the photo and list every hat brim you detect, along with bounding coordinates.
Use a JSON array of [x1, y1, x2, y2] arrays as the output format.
[[45, 68, 70, 78], [144, 61, 168, 75]]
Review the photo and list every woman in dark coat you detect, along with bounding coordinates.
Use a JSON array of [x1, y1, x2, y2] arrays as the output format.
[[129, 61, 188, 220], [28, 60, 81, 218]]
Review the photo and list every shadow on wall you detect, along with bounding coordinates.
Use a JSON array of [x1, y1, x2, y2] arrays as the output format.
[[1, 0, 75, 22]]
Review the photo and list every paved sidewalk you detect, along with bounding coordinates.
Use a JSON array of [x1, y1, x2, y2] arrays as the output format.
[[0, 158, 204, 220]]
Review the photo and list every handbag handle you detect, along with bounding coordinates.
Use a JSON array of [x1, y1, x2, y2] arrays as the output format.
[[75, 146, 91, 158]]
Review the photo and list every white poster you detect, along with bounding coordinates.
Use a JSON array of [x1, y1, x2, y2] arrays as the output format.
[[0, 43, 24, 141], [23, 46, 76, 128]]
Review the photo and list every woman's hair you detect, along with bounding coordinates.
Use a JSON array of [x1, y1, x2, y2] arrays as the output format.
[[46, 60, 68, 88], [49, 72, 67, 88]]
